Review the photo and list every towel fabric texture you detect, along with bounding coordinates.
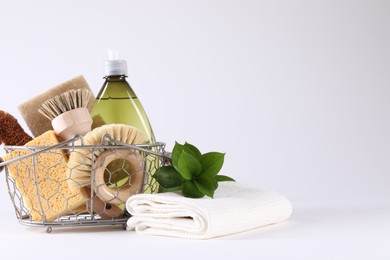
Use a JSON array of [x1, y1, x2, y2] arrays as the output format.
[[126, 182, 292, 239]]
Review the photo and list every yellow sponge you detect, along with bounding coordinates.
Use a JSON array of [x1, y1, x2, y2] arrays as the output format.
[[3, 131, 87, 221]]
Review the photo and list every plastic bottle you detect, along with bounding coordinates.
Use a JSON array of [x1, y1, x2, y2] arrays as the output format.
[[91, 50, 156, 143], [91, 50, 158, 196]]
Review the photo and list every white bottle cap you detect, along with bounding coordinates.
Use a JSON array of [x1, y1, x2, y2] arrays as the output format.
[[104, 49, 128, 76]]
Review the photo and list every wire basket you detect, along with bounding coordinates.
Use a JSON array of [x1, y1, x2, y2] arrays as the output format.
[[0, 135, 168, 233]]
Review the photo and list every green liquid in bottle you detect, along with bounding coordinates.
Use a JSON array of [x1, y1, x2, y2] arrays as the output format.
[[90, 51, 159, 201], [91, 75, 159, 194]]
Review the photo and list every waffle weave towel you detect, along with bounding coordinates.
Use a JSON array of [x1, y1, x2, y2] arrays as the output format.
[[126, 182, 292, 239]]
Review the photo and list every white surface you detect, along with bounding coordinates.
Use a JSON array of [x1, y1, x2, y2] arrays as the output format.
[[0, 198, 388, 259], [0, 0, 389, 259]]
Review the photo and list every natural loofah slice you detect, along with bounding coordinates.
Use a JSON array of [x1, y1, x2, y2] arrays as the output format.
[[3, 131, 87, 221], [67, 124, 148, 203]]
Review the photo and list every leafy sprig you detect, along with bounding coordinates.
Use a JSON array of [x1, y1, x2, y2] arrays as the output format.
[[154, 142, 235, 198]]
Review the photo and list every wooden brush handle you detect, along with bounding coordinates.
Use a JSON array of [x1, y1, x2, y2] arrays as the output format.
[[51, 107, 92, 141], [84, 187, 124, 219], [93, 149, 145, 204]]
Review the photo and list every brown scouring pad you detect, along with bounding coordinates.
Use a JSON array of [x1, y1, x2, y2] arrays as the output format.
[[0, 110, 33, 146]]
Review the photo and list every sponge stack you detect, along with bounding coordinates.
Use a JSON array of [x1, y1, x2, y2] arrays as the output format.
[[18, 75, 95, 137], [3, 131, 87, 221]]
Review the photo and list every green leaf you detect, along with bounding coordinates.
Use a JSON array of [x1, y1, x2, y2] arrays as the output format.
[[177, 150, 202, 180], [183, 142, 201, 160], [200, 152, 225, 177], [153, 166, 184, 188], [216, 175, 235, 182], [212, 176, 219, 189], [171, 142, 184, 172], [159, 141, 231, 199], [182, 180, 204, 198], [194, 176, 216, 198], [161, 186, 182, 193]]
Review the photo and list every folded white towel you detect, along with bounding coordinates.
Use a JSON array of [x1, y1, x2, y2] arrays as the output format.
[[126, 182, 292, 239]]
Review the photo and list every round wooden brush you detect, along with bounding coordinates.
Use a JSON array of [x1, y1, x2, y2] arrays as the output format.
[[38, 88, 93, 140], [39, 90, 131, 219], [67, 124, 148, 204]]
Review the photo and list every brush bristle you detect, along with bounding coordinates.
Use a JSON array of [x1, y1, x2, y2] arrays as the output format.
[[67, 124, 148, 189], [0, 110, 33, 145], [38, 89, 93, 121]]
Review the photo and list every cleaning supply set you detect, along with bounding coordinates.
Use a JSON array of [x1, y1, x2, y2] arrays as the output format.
[[0, 52, 165, 228], [0, 50, 292, 239]]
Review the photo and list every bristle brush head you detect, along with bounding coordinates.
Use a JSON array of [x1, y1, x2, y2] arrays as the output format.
[[0, 110, 33, 145], [38, 88, 93, 121], [38, 88, 93, 140], [67, 124, 149, 204]]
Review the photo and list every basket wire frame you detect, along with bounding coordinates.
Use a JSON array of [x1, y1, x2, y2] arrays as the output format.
[[0, 135, 168, 232]]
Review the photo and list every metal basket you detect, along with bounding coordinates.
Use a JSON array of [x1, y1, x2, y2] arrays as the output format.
[[0, 135, 168, 233]]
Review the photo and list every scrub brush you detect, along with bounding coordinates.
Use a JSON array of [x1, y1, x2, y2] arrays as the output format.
[[38, 89, 127, 219], [38, 88, 93, 140], [67, 124, 148, 204], [0, 110, 32, 146], [0, 110, 33, 173]]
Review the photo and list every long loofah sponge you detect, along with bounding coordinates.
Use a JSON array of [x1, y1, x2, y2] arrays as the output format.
[[0, 110, 32, 146]]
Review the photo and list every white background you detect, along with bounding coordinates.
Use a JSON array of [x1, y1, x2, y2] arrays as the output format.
[[0, 0, 389, 259]]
